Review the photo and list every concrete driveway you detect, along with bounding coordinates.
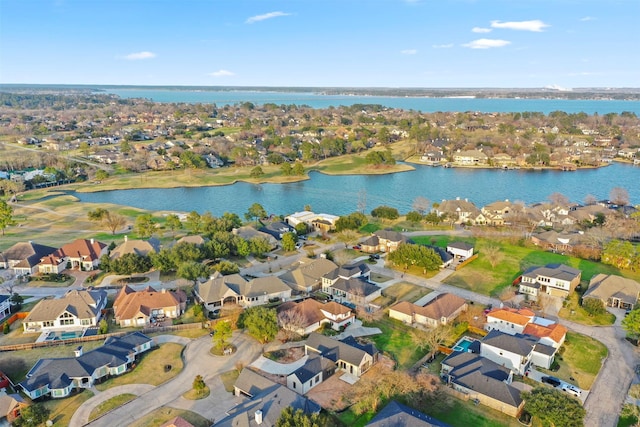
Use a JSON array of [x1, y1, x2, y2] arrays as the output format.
[[71, 331, 262, 427]]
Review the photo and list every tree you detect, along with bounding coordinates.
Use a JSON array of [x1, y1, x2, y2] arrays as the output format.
[[483, 244, 504, 268], [213, 320, 233, 350], [387, 243, 442, 273], [335, 212, 367, 232], [185, 211, 203, 234], [412, 324, 453, 359], [165, 214, 182, 233], [177, 261, 209, 282], [134, 214, 156, 238], [242, 306, 278, 343], [245, 203, 267, 225], [281, 232, 297, 252], [602, 239, 636, 269], [193, 375, 207, 396], [406, 211, 423, 223], [0, 200, 16, 236], [522, 387, 586, 427], [412, 196, 431, 215], [98, 318, 109, 334], [581, 298, 606, 317], [276, 407, 322, 427], [371, 205, 399, 220], [281, 162, 292, 176], [610, 187, 630, 206], [336, 229, 359, 248], [623, 309, 640, 339], [88, 208, 126, 235], [12, 403, 50, 427], [548, 192, 569, 206], [95, 169, 109, 180], [249, 236, 271, 258], [210, 260, 240, 275], [292, 161, 305, 176], [250, 166, 264, 178], [3, 322, 9, 334]]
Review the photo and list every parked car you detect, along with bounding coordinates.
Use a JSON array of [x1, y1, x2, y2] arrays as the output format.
[[352, 245, 361, 250], [562, 384, 582, 397], [369, 254, 380, 260], [541, 376, 562, 387]]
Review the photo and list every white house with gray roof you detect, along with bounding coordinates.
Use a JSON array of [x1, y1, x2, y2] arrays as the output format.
[[518, 263, 581, 300], [22, 289, 107, 333], [480, 329, 557, 374], [304, 332, 378, 378]]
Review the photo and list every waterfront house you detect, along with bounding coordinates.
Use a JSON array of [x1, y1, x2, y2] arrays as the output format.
[[259, 221, 295, 240], [435, 198, 481, 225], [22, 289, 107, 333], [582, 274, 640, 310], [452, 150, 488, 165], [19, 332, 153, 399], [360, 229, 408, 253], [285, 211, 340, 232]]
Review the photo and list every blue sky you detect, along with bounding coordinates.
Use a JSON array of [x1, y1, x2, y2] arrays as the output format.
[[1, 0, 638, 88]]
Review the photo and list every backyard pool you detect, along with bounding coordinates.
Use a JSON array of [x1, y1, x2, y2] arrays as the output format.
[[452, 336, 476, 352], [44, 330, 86, 341]]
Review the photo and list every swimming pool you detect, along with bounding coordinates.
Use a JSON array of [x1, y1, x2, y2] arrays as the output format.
[[44, 330, 85, 341], [452, 336, 476, 352]]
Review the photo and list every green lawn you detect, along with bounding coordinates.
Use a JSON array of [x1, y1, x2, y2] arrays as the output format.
[[372, 282, 431, 308], [558, 292, 616, 325], [95, 343, 184, 391], [128, 408, 211, 427], [362, 317, 425, 369], [220, 369, 240, 392], [425, 398, 522, 427], [43, 390, 94, 427], [89, 393, 137, 421]]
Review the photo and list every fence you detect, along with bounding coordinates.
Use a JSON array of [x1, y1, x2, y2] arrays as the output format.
[[2, 312, 28, 326], [455, 254, 478, 270]]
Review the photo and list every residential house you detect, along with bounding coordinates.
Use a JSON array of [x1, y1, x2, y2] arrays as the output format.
[[159, 416, 195, 427], [360, 229, 408, 253], [446, 242, 474, 260], [23, 289, 107, 333], [0, 391, 29, 425], [0, 295, 10, 320], [232, 227, 278, 249], [285, 211, 340, 233], [441, 351, 524, 417], [222, 368, 321, 427], [530, 230, 591, 255], [259, 221, 295, 240], [109, 237, 161, 260], [481, 200, 518, 226], [582, 274, 640, 310], [389, 293, 467, 327], [286, 353, 336, 394], [435, 198, 481, 225], [367, 401, 451, 427], [321, 263, 380, 306], [277, 299, 354, 335], [19, 332, 153, 399], [194, 272, 291, 312], [0, 241, 56, 276], [420, 151, 445, 165], [422, 245, 454, 268], [113, 285, 187, 327], [38, 239, 108, 273], [175, 235, 207, 247], [279, 257, 338, 292], [486, 308, 566, 349], [518, 263, 581, 299], [480, 329, 557, 374], [452, 150, 488, 165], [305, 332, 378, 378]]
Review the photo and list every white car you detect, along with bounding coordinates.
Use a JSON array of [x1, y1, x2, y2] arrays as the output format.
[[562, 384, 581, 397]]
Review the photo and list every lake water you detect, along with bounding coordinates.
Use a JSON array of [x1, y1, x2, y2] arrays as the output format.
[[74, 162, 640, 216], [104, 88, 640, 115]]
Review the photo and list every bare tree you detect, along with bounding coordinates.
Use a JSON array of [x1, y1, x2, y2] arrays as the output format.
[[610, 187, 630, 206], [412, 324, 453, 359], [412, 196, 431, 215], [277, 308, 308, 342], [483, 244, 504, 268], [584, 194, 597, 206], [548, 192, 569, 206], [336, 229, 359, 249]]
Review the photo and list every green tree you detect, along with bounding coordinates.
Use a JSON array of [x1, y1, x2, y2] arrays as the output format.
[[281, 162, 292, 176], [281, 232, 297, 252], [235, 237, 251, 257], [276, 407, 322, 427], [522, 387, 586, 427], [185, 211, 203, 234], [581, 298, 606, 317], [249, 236, 272, 258], [165, 214, 182, 233], [98, 318, 109, 334], [242, 306, 278, 343], [602, 239, 637, 269], [292, 161, 305, 176], [95, 169, 109, 180], [406, 211, 423, 223], [250, 166, 264, 178], [193, 374, 206, 396], [3, 322, 9, 334], [623, 309, 640, 339], [192, 304, 205, 322], [12, 403, 50, 427], [177, 261, 209, 282], [213, 320, 233, 350], [134, 214, 156, 238], [335, 212, 367, 232], [0, 200, 16, 236], [210, 260, 240, 275], [371, 205, 400, 220], [388, 243, 442, 273], [245, 203, 267, 225]]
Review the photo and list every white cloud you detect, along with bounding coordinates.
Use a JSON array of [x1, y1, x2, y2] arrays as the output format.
[[400, 49, 417, 55], [246, 11, 291, 24], [545, 84, 573, 92], [462, 39, 511, 49], [432, 43, 454, 49], [472, 27, 492, 33], [490, 20, 549, 32], [123, 51, 156, 60], [209, 70, 235, 77], [580, 16, 595, 21]]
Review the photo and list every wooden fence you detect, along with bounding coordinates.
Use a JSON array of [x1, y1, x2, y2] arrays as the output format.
[[455, 254, 478, 270], [2, 312, 28, 326]]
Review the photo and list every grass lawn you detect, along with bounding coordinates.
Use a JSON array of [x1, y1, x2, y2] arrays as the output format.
[[95, 343, 184, 391], [148, 327, 209, 339], [312, 153, 414, 175], [362, 317, 425, 369], [88, 393, 137, 421], [618, 405, 639, 427], [369, 272, 393, 283], [372, 282, 431, 308], [425, 397, 522, 427], [183, 386, 210, 400], [43, 390, 94, 427], [0, 340, 105, 382], [558, 292, 616, 325], [128, 407, 211, 427], [220, 369, 240, 393], [548, 332, 608, 390]]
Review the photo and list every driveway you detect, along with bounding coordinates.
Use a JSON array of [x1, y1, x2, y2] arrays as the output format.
[[71, 331, 262, 427]]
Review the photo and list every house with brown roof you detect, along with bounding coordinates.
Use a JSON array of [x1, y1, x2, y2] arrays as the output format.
[[435, 198, 481, 225], [389, 293, 467, 328], [485, 307, 567, 349], [22, 289, 107, 333], [277, 299, 354, 335], [452, 149, 488, 165], [109, 237, 160, 260], [159, 416, 194, 427], [0, 241, 56, 276], [38, 239, 108, 273], [279, 257, 338, 292], [360, 229, 407, 253], [582, 274, 640, 310], [0, 391, 29, 425], [113, 285, 187, 327], [305, 332, 378, 378]]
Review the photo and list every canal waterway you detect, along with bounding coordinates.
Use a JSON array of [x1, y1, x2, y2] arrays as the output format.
[[74, 162, 640, 217]]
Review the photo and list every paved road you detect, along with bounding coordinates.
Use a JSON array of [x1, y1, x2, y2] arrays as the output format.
[[71, 331, 262, 427]]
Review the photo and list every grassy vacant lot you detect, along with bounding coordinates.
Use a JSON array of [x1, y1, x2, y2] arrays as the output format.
[[43, 390, 94, 427], [410, 235, 640, 297], [372, 282, 431, 308], [89, 393, 137, 421], [128, 407, 211, 427], [95, 343, 184, 391], [558, 292, 616, 325], [362, 317, 425, 369], [551, 332, 608, 390]]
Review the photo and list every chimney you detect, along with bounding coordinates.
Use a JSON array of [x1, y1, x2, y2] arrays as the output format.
[[124, 235, 128, 242], [161, 288, 166, 293], [74, 346, 83, 357], [90, 238, 95, 245], [255, 410, 263, 425]]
